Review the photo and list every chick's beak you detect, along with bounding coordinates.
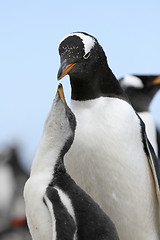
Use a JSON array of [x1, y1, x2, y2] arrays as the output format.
[[57, 83, 66, 103], [57, 60, 76, 80]]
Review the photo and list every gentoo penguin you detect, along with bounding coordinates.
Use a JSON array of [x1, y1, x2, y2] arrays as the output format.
[[119, 74, 160, 158], [24, 84, 120, 240], [57, 32, 160, 240]]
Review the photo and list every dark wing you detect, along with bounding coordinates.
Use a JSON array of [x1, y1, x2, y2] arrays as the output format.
[[156, 129, 160, 159], [139, 116, 160, 202], [44, 187, 76, 240]]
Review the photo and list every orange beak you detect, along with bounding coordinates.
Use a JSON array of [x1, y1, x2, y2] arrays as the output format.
[[57, 61, 76, 80], [152, 76, 160, 85], [57, 83, 66, 103]]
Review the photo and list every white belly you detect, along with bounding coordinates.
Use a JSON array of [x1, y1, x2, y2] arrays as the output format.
[[24, 174, 52, 240], [65, 97, 160, 240]]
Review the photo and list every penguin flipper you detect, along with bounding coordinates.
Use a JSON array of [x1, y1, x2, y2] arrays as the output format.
[[44, 187, 76, 240], [146, 139, 160, 195], [140, 117, 160, 202], [156, 129, 160, 159]]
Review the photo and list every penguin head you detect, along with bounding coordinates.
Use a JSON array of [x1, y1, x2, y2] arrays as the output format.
[[137, 75, 160, 89], [119, 75, 160, 111], [43, 84, 76, 153], [57, 32, 106, 80], [119, 75, 160, 91]]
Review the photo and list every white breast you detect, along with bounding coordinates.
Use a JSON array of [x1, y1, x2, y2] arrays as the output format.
[[65, 97, 159, 240], [24, 173, 53, 240], [24, 143, 57, 240]]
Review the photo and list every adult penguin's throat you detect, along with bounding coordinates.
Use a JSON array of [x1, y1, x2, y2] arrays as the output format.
[[70, 75, 101, 101], [69, 69, 127, 101]]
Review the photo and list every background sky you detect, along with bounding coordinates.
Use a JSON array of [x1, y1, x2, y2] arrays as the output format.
[[0, 0, 160, 172]]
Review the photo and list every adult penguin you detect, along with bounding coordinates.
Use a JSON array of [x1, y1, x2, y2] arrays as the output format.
[[119, 74, 160, 158], [57, 32, 160, 240]]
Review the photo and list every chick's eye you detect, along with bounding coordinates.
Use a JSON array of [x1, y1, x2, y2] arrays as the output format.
[[83, 52, 90, 59]]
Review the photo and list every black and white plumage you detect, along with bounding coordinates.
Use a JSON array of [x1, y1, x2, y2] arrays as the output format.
[[24, 84, 120, 240], [57, 32, 160, 240], [119, 74, 160, 158]]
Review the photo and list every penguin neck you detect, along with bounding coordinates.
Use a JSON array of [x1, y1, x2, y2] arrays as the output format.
[[54, 136, 74, 177], [147, 86, 160, 101], [30, 134, 66, 177], [70, 64, 127, 101], [126, 86, 159, 112]]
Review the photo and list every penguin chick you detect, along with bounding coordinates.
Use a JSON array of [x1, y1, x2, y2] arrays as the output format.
[[24, 84, 120, 240]]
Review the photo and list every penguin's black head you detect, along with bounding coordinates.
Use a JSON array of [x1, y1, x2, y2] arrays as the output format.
[[119, 75, 160, 91], [57, 32, 106, 80], [57, 32, 126, 101], [135, 75, 160, 88], [119, 74, 160, 111]]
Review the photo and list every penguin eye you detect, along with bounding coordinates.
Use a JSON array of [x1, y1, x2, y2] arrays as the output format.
[[83, 52, 90, 59]]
